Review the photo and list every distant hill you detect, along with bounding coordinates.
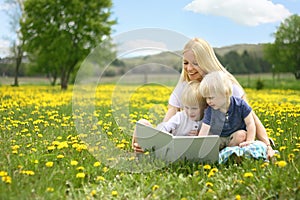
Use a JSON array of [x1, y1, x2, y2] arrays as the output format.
[[120, 43, 265, 68], [214, 43, 264, 57]]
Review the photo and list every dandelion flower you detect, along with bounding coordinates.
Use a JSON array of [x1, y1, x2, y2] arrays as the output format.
[[243, 172, 254, 178], [152, 184, 159, 191], [203, 164, 211, 170], [275, 160, 287, 168], [57, 154, 64, 159], [93, 161, 101, 167], [71, 160, 78, 166], [235, 195, 241, 200], [205, 182, 213, 187], [111, 191, 118, 196], [47, 187, 54, 192], [76, 172, 85, 178], [45, 162, 54, 168]]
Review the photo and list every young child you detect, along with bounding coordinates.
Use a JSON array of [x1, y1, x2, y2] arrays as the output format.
[[156, 81, 206, 136], [198, 71, 256, 150]]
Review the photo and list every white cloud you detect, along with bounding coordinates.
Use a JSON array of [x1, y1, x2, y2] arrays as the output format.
[[117, 39, 168, 57], [184, 0, 292, 26], [0, 39, 10, 58]]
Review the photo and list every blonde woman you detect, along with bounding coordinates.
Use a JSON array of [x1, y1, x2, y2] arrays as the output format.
[[133, 38, 275, 159]]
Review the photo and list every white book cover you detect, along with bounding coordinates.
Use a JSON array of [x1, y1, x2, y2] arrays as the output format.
[[135, 122, 220, 163]]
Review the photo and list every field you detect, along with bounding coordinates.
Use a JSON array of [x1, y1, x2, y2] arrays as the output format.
[[0, 84, 299, 199]]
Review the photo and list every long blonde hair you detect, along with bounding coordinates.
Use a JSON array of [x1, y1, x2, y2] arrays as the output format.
[[180, 38, 244, 94]]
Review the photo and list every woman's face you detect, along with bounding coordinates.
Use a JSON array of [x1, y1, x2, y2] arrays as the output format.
[[183, 50, 206, 81]]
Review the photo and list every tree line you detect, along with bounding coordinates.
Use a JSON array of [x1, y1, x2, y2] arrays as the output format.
[[1, 0, 299, 89]]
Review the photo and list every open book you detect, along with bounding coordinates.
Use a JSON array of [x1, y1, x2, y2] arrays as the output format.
[[135, 122, 220, 163]]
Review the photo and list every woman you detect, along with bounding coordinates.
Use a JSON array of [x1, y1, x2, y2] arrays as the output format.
[[132, 38, 275, 159]]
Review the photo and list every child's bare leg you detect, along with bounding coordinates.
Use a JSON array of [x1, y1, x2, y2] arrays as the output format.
[[228, 130, 247, 147]]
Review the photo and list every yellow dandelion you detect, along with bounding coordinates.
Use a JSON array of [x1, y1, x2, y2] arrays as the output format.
[[47, 187, 54, 192], [152, 184, 159, 191], [288, 153, 295, 161], [96, 176, 105, 181], [90, 190, 97, 196], [111, 191, 118, 196], [2, 176, 12, 184], [57, 154, 64, 159], [208, 171, 215, 177], [70, 160, 78, 166], [93, 161, 101, 167], [203, 164, 211, 170], [275, 160, 287, 168], [76, 166, 85, 171], [243, 172, 254, 178], [76, 172, 85, 178], [45, 162, 54, 168], [205, 182, 213, 187], [210, 167, 218, 173], [235, 194, 241, 200], [279, 146, 286, 151], [102, 167, 109, 173], [261, 162, 269, 168]]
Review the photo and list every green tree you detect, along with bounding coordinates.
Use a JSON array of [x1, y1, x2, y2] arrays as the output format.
[[264, 14, 300, 79], [20, 0, 116, 89]]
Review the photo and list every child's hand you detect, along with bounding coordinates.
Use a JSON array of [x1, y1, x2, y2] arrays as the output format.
[[188, 130, 199, 136], [239, 141, 254, 147], [133, 142, 144, 153]]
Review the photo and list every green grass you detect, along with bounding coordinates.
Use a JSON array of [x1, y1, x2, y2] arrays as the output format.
[[0, 85, 299, 199]]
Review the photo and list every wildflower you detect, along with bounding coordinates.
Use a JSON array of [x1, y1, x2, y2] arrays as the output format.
[[103, 167, 109, 173], [93, 161, 101, 167], [275, 160, 287, 168], [76, 166, 85, 171], [45, 162, 54, 168], [57, 154, 64, 159], [76, 172, 85, 178], [90, 190, 97, 197], [203, 164, 211, 170], [288, 153, 295, 161], [70, 160, 78, 166], [2, 176, 12, 184], [243, 172, 254, 178], [261, 162, 269, 168], [279, 146, 286, 151], [111, 191, 118, 196], [96, 176, 105, 181], [205, 182, 213, 187], [152, 184, 159, 191], [235, 195, 241, 200], [47, 187, 54, 192], [210, 167, 218, 173]]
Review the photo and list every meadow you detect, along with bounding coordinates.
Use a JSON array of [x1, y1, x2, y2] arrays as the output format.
[[0, 84, 299, 199]]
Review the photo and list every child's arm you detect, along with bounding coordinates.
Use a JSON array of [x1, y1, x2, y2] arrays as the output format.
[[198, 123, 211, 136], [239, 111, 256, 147]]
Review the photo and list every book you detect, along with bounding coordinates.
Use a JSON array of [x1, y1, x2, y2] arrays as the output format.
[[135, 122, 220, 163]]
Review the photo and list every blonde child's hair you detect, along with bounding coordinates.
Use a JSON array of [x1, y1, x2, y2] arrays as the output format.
[[181, 81, 206, 119], [199, 71, 233, 102], [180, 38, 245, 96]]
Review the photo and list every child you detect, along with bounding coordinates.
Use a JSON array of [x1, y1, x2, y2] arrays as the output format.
[[198, 71, 256, 150], [156, 81, 206, 136]]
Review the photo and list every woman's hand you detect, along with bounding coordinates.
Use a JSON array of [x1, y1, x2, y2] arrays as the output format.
[[239, 140, 254, 147]]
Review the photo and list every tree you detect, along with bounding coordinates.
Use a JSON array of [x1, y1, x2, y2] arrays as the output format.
[[20, 0, 116, 89], [5, 0, 24, 86], [264, 14, 300, 79]]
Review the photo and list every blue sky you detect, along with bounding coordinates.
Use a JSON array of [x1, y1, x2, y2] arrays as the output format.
[[0, 0, 300, 58]]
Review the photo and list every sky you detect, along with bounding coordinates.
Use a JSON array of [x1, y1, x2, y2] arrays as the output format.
[[0, 0, 299, 58]]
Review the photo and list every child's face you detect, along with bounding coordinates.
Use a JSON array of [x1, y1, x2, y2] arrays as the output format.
[[184, 105, 201, 121], [205, 92, 227, 112]]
